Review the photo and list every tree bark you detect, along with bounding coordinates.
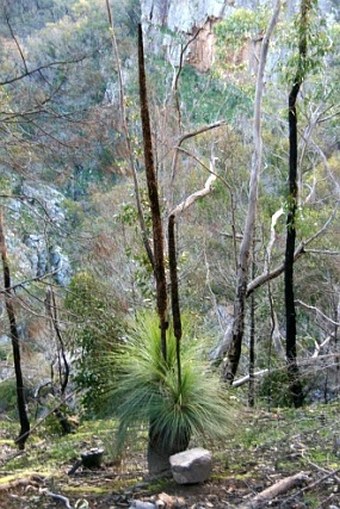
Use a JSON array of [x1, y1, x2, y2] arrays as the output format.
[[284, 0, 313, 408], [138, 24, 168, 360], [0, 209, 30, 449], [223, 1, 281, 383], [147, 420, 190, 475], [248, 237, 256, 407]]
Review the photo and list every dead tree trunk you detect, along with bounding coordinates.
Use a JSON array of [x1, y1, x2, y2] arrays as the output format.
[[0, 209, 30, 449], [248, 236, 256, 407], [138, 23, 168, 360], [223, 1, 281, 383], [284, 0, 312, 408]]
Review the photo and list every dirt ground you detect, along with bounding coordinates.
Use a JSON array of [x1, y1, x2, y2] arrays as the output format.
[[0, 403, 339, 509]]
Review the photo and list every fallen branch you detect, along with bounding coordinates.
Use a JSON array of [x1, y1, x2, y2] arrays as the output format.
[[282, 468, 340, 506], [295, 299, 340, 327], [239, 472, 309, 509], [15, 390, 77, 444], [43, 489, 73, 509], [0, 474, 44, 491], [232, 369, 268, 388]]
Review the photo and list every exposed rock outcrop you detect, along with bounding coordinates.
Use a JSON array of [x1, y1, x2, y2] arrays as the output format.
[[141, 0, 230, 71], [4, 182, 71, 287]]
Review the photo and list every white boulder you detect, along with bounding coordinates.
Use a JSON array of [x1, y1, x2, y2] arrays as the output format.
[[169, 447, 212, 484]]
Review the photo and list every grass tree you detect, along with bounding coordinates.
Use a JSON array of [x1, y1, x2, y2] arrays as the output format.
[[106, 23, 236, 475], [111, 313, 234, 474]]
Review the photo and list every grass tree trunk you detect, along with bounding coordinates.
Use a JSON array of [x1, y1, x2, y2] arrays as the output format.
[[0, 209, 30, 449], [284, 0, 313, 408], [223, 1, 281, 383]]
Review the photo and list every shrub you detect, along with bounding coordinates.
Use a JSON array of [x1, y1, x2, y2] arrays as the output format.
[[65, 271, 123, 417]]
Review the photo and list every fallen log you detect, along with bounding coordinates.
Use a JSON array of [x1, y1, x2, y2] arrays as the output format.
[[239, 471, 309, 509]]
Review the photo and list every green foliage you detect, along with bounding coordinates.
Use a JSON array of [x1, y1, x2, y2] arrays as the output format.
[[63, 198, 85, 228], [258, 369, 294, 407], [259, 366, 310, 408], [109, 312, 235, 453], [214, 7, 268, 77], [65, 271, 122, 417], [0, 347, 8, 361], [0, 380, 18, 415], [0, 378, 34, 418], [278, 3, 332, 84], [179, 66, 252, 123], [214, 8, 268, 47]]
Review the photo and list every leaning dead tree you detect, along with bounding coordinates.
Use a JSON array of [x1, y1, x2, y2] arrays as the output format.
[[223, 0, 281, 383], [0, 208, 30, 449]]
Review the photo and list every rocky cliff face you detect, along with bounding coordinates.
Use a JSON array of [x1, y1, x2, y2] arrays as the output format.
[[141, 0, 228, 33], [141, 0, 231, 71], [2, 181, 71, 288], [140, 0, 337, 73]]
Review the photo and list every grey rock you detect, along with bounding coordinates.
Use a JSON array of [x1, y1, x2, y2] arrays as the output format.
[[129, 501, 157, 509], [49, 246, 71, 286], [21, 181, 66, 224], [170, 447, 212, 484], [141, 0, 227, 33], [209, 304, 234, 361], [0, 335, 10, 346]]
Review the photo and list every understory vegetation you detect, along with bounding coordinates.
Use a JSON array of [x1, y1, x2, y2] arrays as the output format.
[[0, 0, 339, 506], [0, 402, 339, 508]]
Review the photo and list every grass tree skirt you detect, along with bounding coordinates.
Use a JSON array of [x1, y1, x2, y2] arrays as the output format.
[[147, 423, 190, 475]]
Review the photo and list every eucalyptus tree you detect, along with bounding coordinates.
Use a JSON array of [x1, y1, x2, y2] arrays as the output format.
[[222, 0, 281, 383]]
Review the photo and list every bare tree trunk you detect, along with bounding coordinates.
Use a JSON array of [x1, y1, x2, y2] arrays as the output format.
[[248, 236, 256, 407], [223, 0, 281, 383], [284, 0, 313, 408], [46, 287, 69, 396], [0, 209, 30, 449], [138, 23, 168, 360], [45, 287, 74, 434]]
